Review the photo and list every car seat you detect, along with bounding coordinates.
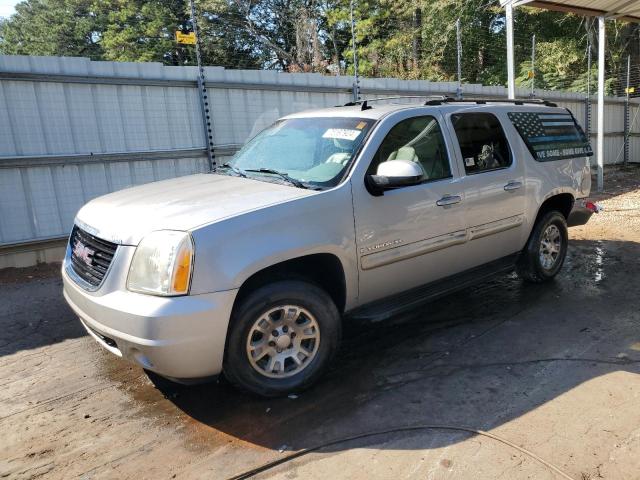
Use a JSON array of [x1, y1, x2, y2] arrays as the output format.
[[325, 152, 351, 166], [387, 146, 419, 163]]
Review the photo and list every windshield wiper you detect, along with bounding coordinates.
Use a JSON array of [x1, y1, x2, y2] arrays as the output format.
[[243, 168, 319, 190], [217, 163, 246, 177]]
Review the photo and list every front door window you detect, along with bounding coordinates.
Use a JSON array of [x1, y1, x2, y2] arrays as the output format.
[[369, 115, 452, 183]]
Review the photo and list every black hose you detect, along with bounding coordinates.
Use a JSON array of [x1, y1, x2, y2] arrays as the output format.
[[225, 423, 575, 480]]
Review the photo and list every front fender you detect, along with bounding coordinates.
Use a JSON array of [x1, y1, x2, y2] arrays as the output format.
[[189, 183, 359, 309]]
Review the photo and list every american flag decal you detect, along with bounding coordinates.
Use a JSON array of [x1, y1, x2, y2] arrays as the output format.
[[508, 112, 593, 161]]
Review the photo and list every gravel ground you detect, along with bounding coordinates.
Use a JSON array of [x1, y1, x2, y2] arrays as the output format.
[[571, 166, 640, 242], [1, 166, 639, 480]]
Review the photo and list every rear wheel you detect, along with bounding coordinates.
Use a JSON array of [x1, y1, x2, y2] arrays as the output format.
[[224, 280, 341, 397], [517, 211, 568, 283]]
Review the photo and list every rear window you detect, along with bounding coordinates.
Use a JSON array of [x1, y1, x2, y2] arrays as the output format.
[[508, 111, 593, 162], [451, 113, 512, 174]]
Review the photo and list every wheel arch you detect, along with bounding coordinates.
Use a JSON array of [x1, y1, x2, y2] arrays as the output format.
[[534, 192, 574, 224], [232, 253, 348, 316], [519, 191, 572, 253]]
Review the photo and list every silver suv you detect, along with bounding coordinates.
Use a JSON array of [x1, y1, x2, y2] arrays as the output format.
[[62, 98, 595, 397]]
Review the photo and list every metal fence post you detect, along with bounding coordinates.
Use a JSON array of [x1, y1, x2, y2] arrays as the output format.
[[624, 54, 630, 167], [350, 0, 360, 103], [189, 0, 215, 170], [530, 34, 536, 98], [456, 18, 463, 99], [585, 40, 592, 144]]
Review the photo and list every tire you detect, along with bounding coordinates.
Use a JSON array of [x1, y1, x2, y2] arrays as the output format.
[[223, 280, 341, 397], [517, 210, 568, 283]]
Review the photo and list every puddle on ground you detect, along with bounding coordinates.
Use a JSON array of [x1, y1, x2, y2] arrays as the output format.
[[594, 241, 605, 283], [562, 239, 620, 295]]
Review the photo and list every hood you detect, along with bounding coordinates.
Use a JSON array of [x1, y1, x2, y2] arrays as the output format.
[[75, 173, 316, 245]]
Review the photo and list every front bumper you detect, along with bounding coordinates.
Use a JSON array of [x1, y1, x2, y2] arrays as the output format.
[[62, 263, 237, 380]]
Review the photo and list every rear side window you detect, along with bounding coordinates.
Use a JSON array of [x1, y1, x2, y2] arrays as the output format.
[[451, 113, 512, 174], [508, 111, 593, 161]]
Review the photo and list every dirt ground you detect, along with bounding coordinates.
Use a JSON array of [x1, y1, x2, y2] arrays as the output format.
[[1, 166, 640, 480]]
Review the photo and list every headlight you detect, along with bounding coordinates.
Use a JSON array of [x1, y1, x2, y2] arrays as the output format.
[[127, 231, 194, 296]]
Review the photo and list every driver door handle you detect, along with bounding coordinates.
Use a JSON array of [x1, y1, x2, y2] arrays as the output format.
[[504, 181, 522, 192], [436, 195, 462, 207]]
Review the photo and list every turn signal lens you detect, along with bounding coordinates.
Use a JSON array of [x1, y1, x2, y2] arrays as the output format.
[[172, 244, 193, 294]]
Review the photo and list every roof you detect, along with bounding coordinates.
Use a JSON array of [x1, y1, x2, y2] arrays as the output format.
[[500, 0, 640, 22], [283, 103, 415, 120], [284, 100, 565, 121]]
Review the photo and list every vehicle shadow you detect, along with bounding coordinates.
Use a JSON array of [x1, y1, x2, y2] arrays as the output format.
[[0, 264, 85, 357], [146, 238, 640, 456]]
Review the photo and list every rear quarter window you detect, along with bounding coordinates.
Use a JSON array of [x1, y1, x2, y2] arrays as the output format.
[[508, 111, 593, 162]]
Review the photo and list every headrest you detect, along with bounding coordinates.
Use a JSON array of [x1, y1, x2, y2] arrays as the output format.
[[388, 146, 418, 162], [326, 152, 351, 165]]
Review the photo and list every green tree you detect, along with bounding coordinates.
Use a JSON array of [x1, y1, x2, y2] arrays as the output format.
[[1, 0, 638, 96], [197, 0, 262, 69], [95, 0, 189, 63], [0, 0, 104, 58], [0, 0, 263, 67]]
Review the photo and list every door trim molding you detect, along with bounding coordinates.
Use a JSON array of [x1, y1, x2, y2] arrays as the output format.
[[468, 214, 524, 241], [360, 230, 467, 270]]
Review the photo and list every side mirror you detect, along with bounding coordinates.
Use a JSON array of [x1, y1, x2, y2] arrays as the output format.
[[367, 160, 424, 195]]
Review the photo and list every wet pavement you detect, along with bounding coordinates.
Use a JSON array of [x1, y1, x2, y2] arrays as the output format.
[[1, 167, 640, 479]]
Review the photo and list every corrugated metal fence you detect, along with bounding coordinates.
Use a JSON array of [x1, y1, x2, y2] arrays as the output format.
[[0, 55, 638, 268]]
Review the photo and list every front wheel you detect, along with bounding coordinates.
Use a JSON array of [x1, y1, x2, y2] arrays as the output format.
[[223, 280, 341, 397], [517, 211, 568, 283]]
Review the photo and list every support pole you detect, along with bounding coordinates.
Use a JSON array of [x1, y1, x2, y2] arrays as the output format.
[[530, 34, 536, 97], [596, 16, 605, 191], [506, 2, 516, 99], [189, 0, 214, 170], [585, 40, 592, 144], [624, 54, 630, 167], [456, 18, 463, 99], [350, 0, 360, 103]]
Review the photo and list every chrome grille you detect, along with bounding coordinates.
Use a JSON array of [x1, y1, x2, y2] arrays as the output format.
[[69, 226, 117, 288]]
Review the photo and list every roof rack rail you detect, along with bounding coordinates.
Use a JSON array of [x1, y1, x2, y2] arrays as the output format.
[[340, 95, 451, 111], [424, 97, 558, 107]]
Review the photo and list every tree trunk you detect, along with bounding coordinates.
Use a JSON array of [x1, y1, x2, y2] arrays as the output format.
[[412, 8, 422, 71], [331, 24, 341, 75]]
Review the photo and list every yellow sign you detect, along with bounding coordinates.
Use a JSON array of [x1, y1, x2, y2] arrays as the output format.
[[527, 70, 535, 79], [175, 31, 196, 45], [625, 87, 635, 94]]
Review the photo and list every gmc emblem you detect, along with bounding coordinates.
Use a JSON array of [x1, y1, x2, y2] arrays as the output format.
[[73, 241, 94, 266]]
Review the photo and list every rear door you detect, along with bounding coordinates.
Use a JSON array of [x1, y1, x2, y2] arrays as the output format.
[[445, 110, 526, 266]]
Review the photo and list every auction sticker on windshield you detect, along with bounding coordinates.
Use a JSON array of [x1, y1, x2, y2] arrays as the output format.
[[322, 128, 362, 141]]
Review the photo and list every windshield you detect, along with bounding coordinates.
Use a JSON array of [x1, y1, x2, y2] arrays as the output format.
[[221, 117, 375, 188]]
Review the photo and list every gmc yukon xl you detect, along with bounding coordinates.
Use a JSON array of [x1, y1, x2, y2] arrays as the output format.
[[62, 98, 595, 396]]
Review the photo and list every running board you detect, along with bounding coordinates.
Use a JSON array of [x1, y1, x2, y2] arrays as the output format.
[[347, 254, 519, 322]]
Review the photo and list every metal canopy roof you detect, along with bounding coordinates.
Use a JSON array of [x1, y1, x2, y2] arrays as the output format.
[[500, 0, 639, 192], [500, 0, 640, 22]]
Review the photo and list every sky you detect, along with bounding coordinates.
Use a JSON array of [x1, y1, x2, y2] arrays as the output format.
[[0, 0, 18, 18]]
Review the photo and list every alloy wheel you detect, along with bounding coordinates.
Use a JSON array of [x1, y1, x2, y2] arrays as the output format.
[[539, 224, 562, 270], [246, 305, 321, 379]]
